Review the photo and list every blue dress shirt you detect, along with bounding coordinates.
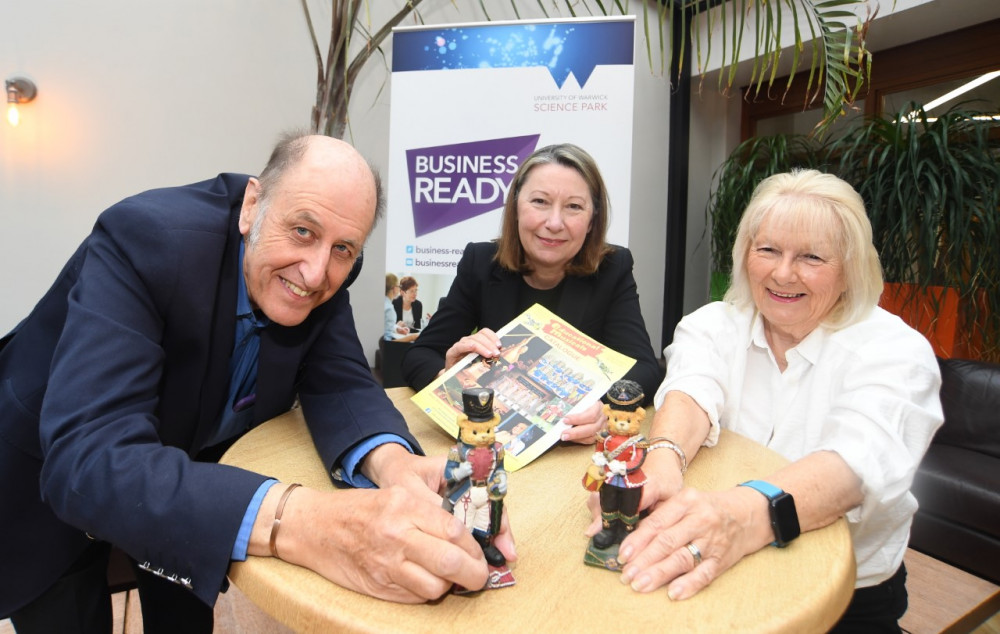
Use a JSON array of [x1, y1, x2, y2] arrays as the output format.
[[227, 243, 413, 560]]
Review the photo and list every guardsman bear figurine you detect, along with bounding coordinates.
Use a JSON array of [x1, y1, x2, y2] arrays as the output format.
[[583, 379, 647, 570], [443, 387, 514, 590]]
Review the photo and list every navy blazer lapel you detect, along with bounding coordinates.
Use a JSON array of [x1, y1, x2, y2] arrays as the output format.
[[189, 213, 242, 453]]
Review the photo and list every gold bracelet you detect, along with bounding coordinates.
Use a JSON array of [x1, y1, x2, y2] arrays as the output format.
[[646, 437, 687, 473], [269, 483, 301, 559]]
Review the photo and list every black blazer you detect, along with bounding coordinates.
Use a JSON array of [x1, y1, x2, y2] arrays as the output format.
[[401, 241, 661, 402], [392, 296, 424, 331], [0, 174, 418, 614]]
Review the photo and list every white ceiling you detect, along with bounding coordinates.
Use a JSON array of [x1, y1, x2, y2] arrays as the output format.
[[866, 0, 1000, 52]]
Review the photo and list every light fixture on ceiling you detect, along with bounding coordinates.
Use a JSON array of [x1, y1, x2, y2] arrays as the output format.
[[923, 70, 1000, 113], [6, 77, 38, 127], [906, 70, 1000, 122]]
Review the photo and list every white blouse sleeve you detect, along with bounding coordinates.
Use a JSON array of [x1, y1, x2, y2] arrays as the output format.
[[815, 319, 943, 524], [654, 302, 750, 447]]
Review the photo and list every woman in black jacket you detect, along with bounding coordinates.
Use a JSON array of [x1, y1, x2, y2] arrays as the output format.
[[392, 275, 424, 332], [401, 144, 661, 443]]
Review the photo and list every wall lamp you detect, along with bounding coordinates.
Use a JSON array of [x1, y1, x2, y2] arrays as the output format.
[[6, 77, 38, 127]]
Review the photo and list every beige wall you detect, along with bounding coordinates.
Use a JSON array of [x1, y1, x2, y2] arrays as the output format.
[[1, 1, 317, 330]]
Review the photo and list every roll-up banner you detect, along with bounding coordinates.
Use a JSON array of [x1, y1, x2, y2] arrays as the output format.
[[386, 16, 635, 318]]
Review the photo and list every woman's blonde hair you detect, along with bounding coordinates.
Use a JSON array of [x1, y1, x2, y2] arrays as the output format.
[[724, 169, 883, 329], [495, 143, 613, 275]]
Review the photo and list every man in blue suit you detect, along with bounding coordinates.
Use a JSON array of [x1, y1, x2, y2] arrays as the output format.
[[0, 133, 511, 633]]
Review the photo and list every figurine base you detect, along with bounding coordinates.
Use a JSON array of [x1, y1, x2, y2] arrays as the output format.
[[584, 539, 623, 571], [454, 564, 516, 594]]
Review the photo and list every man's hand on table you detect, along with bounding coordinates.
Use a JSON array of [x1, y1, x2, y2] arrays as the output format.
[[264, 485, 489, 602], [361, 443, 518, 561], [360, 441, 444, 496], [248, 443, 517, 603]]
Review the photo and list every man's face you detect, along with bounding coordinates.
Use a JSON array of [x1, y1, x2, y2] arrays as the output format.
[[239, 144, 375, 327]]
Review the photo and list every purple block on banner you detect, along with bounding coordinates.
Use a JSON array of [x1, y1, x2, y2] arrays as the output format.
[[406, 134, 540, 237]]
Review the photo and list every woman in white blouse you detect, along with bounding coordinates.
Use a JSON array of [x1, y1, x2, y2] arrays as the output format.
[[609, 170, 943, 632]]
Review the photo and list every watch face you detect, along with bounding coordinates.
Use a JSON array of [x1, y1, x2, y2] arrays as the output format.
[[771, 492, 801, 547]]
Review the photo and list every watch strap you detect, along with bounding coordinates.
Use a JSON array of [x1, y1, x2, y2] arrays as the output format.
[[739, 479, 783, 499], [739, 479, 799, 547]]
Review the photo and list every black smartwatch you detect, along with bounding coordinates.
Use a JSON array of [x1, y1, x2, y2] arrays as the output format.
[[739, 480, 801, 547]]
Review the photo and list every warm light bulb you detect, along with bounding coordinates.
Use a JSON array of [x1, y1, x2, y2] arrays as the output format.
[[7, 102, 20, 127], [5, 77, 37, 126]]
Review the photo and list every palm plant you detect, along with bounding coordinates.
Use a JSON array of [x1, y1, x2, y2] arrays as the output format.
[[708, 104, 1000, 360], [302, 0, 426, 138], [302, 0, 876, 139], [830, 104, 1000, 360]]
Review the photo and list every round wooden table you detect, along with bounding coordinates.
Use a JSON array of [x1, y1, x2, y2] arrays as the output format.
[[219, 387, 855, 633]]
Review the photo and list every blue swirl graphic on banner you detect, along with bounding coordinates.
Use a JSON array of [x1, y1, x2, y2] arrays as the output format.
[[392, 21, 633, 88]]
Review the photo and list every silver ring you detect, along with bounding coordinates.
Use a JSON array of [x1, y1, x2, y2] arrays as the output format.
[[685, 542, 703, 566]]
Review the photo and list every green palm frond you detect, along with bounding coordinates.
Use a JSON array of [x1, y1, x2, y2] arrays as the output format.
[[694, 0, 872, 136], [706, 133, 827, 274]]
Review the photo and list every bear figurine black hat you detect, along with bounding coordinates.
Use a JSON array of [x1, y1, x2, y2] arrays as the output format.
[[603, 379, 644, 411], [462, 387, 496, 422]]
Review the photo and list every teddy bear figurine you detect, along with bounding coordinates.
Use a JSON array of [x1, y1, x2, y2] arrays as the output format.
[[583, 379, 647, 570], [443, 387, 515, 590]]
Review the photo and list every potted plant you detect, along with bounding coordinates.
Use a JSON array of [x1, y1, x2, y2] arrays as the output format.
[[829, 104, 1000, 361], [708, 104, 1000, 361]]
